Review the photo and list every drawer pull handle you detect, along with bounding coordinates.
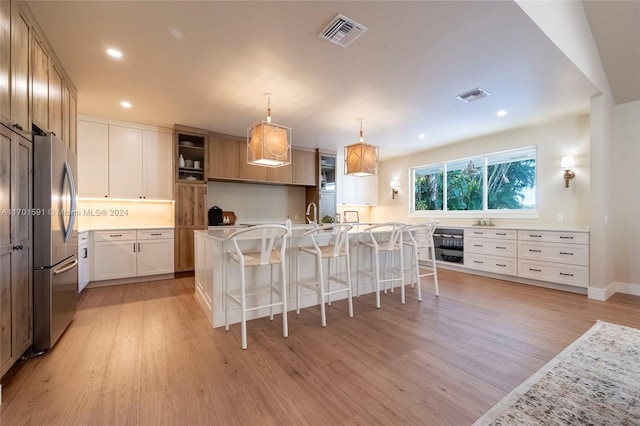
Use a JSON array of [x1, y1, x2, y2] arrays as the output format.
[[529, 234, 542, 238], [473, 244, 483, 247], [560, 272, 574, 277], [150, 233, 162, 236], [496, 246, 506, 249], [110, 234, 122, 237], [473, 231, 483, 234], [559, 252, 574, 255], [496, 232, 507, 236], [559, 236, 574, 239], [529, 268, 542, 272], [473, 260, 483, 264], [529, 249, 542, 253], [496, 263, 506, 267]]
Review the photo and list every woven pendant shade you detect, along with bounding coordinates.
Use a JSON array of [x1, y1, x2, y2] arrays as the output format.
[[344, 119, 378, 176], [247, 94, 291, 167]]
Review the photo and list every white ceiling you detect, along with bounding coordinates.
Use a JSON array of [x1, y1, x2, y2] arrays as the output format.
[[583, 0, 640, 105], [27, 1, 600, 160]]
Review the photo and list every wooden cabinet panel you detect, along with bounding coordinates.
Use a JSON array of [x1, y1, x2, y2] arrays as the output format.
[[63, 85, 70, 145], [108, 125, 143, 198], [68, 90, 77, 153], [293, 149, 317, 185], [10, 5, 30, 138], [267, 162, 292, 184], [49, 64, 64, 140], [0, 129, 10, 247], [175, 184, 206, 227], [12, 244, 31, 354], [142, 130, 172, 199], [237, 140, 267, 181], [14, 134, 31, 242], [207, 135, 239, 180], [0, 0, 9, 126], [0, 248, 12, 371], [175, 228, 196, 272], [32, 36, 49, 131], [77, 120, 109, 197]]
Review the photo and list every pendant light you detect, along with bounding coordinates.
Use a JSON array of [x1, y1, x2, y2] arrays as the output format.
[[247, 93, 291, 167], [344, 118, 378, 176]]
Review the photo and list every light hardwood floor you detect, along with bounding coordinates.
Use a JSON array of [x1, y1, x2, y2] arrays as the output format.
[[1, 270, 639, 425]]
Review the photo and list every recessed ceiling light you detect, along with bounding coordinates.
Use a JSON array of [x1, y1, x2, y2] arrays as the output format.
[[497, 110, 507, 117], [107, 48, 123, 58], [418, 134, 426, 139], [120, 101, 132, 108]]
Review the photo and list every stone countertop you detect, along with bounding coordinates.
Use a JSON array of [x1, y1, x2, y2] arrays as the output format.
[[78, 225, 175, 233], [433, 223, 590, 232]]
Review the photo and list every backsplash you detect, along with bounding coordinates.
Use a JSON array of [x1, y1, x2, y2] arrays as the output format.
[[77, 199, 174, 230]]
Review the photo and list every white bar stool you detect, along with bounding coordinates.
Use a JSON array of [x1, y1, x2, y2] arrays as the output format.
[[357, 222, 406, 308], [224, 224, 289, 349], [295, 224, 354, 327], [403, 222, 440, 301]]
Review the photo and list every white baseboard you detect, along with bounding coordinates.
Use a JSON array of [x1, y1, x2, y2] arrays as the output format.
[[588, 281, 640, 301], [614, 281, 640, 296]]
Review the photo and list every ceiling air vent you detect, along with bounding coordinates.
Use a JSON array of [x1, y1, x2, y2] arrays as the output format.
[[456, 88, 490, 103], [319, 14, 367, 48]]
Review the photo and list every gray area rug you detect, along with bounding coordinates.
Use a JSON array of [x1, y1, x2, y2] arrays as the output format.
[[474, 320, 640, 425]]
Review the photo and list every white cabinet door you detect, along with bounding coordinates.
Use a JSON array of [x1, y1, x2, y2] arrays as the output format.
[[93, 240, 137, 280], [336, 155, 377, 206], [77, 120, 109, 197], [78, 243, 90, 292], [137, 239, 174, 276], [142, 130, 172, 199], [109, 125, 143, 198], [358, 175, 378, 206]]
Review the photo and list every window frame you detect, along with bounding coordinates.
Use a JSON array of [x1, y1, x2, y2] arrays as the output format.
[[409, 146, 538, 218]]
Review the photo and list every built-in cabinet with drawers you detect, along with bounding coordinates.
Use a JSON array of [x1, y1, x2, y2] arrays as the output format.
[[464, 228, 518, 276], [77, 118, 173, 199], [92, 229, 175, 282]]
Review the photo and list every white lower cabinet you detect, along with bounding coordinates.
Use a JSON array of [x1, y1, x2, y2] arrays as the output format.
[[464, 229, 518, 276], [92, 229, 174, 282], [78, 231, 90, 292]]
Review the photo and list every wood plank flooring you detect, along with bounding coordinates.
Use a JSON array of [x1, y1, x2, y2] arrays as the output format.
[[1, 270, 639, 425]]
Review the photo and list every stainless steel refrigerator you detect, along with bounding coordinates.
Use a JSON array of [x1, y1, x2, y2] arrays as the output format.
[[33, 132, 78, 351]]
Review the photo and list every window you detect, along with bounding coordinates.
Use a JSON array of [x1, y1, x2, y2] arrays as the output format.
[[411, 147, 536, 214]]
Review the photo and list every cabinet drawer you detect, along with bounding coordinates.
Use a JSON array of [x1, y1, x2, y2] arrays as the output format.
[[137, 229, 175, 240], [465, 253, 517, 276], [518, 241, 589, 266], [93, 230, 137, 241], [465, 237, 517, 258], [78, 232, 89, 244], [465, 228, 517, 240], [518, 230, 589, 244], [518, 259, 589, 288]]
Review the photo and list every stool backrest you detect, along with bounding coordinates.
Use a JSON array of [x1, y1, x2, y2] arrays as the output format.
[[364, 222, 405, 250], [405, 222, 439, 248], [302, 224, 353, 256], [228, 224, 289, 266]]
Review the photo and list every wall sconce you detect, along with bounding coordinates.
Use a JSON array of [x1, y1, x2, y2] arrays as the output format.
[[561, 156, 575, 188], [390, 180, 399, 199]]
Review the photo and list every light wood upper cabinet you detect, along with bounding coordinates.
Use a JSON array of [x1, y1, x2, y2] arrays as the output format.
[[108, 125, 143, 198], [68, 90, 77, 153], [77, 120, 109, 197], [143, 130, 172, 199], [32, 35, 49, 131], [49, 63, 64, 139], [237, 140, 267, 182], [293, 149, 317, 186], [175, 183, 206, 227], [267, 161, 292, 184], [0, 0, 9, 127], [207, 135, 239, 180], [10, 4, 30, 139]]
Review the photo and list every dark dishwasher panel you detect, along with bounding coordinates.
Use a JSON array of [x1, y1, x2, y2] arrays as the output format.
[[433, 227, 464, 264]]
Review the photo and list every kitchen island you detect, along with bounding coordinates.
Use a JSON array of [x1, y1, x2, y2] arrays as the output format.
[[194, 225, 382, 328]]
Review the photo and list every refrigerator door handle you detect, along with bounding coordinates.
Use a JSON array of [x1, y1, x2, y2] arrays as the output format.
[[62, 161, 77, 243], [53, 258, 79, 276]]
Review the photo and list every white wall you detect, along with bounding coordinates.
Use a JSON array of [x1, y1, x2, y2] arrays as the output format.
[[207, 181, 306, 224], [613, 100, 640, 286], [371, 114, 590, 227]]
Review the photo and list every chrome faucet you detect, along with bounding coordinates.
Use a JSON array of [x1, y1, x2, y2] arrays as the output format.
[[305, 202, 317, 225]]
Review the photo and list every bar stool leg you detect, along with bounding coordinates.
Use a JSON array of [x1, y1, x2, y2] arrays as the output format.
[[327, 257, 332, 307], [225, 254, 230, 331], [356, 244, 360, 297], [346, 250, 354, 318], [296, 251, 301, 315], [281, 260, 288, 338], [240, 266, 247, 350], [431, 243, 439, 297], [414, 244, 422, 302], [399, 245, 405, 305], [319, 255, 327, 327], [374, 247, 381, 308]]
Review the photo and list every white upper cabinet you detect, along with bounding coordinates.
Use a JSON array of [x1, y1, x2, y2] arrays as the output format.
[[78, 117, 173, 200], [78, 120, 109, 197], [336, 155, 378, 206], [142, 130, 172, 199]]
